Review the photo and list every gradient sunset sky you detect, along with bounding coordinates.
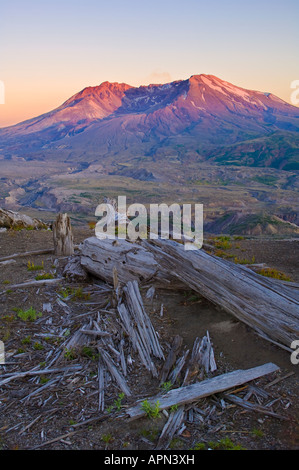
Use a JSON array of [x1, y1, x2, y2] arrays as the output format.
[[1, 0, 299, 127]]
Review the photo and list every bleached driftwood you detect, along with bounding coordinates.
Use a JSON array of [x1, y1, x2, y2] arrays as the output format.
[[142, 239, 299, 352], [126, 362, 279, 420], [78, 236, 299, 352], [182, 333, 217, 386], [0, 248, 54, 263], [0, 364, 83, 387], [97, 347, 131, 397], [63, 255, 89, 282], [79, 237, 184, 288]]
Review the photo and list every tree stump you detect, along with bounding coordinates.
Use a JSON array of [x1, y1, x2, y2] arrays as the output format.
[[53, 213, 74, 256]]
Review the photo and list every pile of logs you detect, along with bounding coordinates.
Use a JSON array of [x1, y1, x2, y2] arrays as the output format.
[[51, 275, 282, 449], [74, 235, 299, 353], [0, 212, 295, 450]]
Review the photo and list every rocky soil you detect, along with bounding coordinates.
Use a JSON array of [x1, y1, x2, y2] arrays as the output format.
[[0, 227, 298, 451]]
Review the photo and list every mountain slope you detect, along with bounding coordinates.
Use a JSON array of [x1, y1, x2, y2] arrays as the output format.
[[0, 74, 299, 170]]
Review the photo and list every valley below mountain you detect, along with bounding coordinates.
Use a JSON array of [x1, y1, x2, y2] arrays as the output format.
[[0, 74, 298, 236]]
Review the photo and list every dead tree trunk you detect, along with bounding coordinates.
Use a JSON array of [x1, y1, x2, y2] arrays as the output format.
[[78, 237, 299, 352], [143, 239, 299, 352], [53, 213, 74, 256]]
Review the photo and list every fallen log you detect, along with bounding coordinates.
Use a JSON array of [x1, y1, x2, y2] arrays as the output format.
[[126, 362, 279, 420], [155, 406, 185, 450], [0, 278, 63, 295], [0, 248, 54, 263], [79, 237, 184, 289], [79, 237, 299, 352]]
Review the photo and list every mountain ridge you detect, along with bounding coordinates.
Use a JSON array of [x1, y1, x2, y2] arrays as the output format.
[[0, 74, 299, 171]]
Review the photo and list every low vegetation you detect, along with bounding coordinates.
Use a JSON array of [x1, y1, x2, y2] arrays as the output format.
[[256, 268, 292, 282]]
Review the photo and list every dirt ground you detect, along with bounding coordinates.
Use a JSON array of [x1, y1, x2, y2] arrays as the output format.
[[0, 227, 298, 451]]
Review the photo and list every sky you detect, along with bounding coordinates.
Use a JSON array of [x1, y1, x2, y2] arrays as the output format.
[[0, 0, 299, 127]]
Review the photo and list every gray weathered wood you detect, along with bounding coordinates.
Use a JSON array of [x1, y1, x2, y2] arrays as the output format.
[[155, 406, 185, 450], [126, 362, 279, 420], [0, 278, 63, 295], [79, 237, 184, 288], [78, 236, 299, 352], [0, 248, 54, 263], [97, 347, 131, 396], [53, 213, 74, 256], [0, 208, 49, 230], [142, 239, 299, 352], [224, 394, 288, 420]]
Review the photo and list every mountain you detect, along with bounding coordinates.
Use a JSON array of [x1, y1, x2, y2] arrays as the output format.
[[1, 74, 299, 170]]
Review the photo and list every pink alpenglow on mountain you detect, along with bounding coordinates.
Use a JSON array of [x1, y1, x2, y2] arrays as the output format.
[[0, 75, 298, 170]]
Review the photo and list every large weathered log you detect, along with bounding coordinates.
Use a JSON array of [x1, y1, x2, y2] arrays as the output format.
[[117, 280, 164, 377], [79, 237, 184, 288], [79, 237, 299, 352], [142, 239, 299, 352]]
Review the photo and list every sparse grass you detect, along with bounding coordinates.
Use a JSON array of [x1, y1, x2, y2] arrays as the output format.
[[207, 437, 246, 450], [58, 287, 71, 298], [13, 307, 42, 322], [113, 393, 125, 411], [191, 442, 206, 450], [214, 239, 232, 250], [214, 249, 234, 259], [21, 335, 32, 345], [87, 221, 96, 230], [101, 433, 114, 444], [39, 375, 49, 384], [256, 268, 292, 281], [169, 437, 184, 449], [27, 260, 44, 271], [2, 314, 15, 322], [71, 287, 90, 301], [35, 273, 54, 280], [160, 381, 172, 393], [64, 347, 78, 361], [234, 255, 255, 264], [252, 428, 264, 438], [80, 345, 99, 361], [58, 286, 90, 301], [140, 427, 159, 442]]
